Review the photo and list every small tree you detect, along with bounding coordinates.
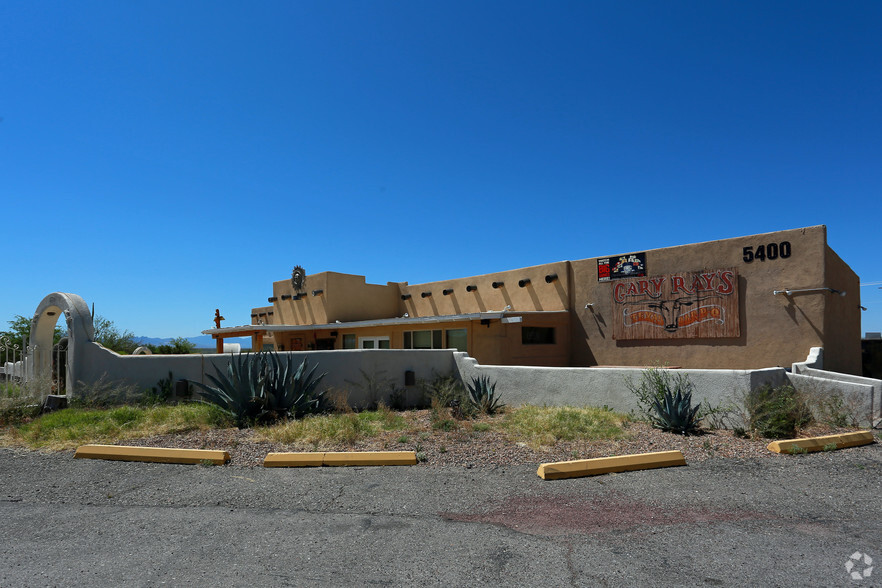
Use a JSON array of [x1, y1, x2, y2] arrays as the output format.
[[147, 337, 196, 355], [92, 315, 138, 355], [0, 315, 66, 350]]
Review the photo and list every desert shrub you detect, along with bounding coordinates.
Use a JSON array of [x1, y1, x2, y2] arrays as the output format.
[[811, 391, 862, 428], [345, 368, 403, 410], [746, 384, 813, 439], [421, 374, 475, 419]]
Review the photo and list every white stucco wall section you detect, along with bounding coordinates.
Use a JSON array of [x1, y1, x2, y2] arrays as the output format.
[[67, 343, 880, 427], [454, 350, 881, 427], [454, 354, 786, 424]]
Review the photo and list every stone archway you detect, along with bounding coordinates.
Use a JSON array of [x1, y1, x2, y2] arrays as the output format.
[[29, 293, 95, 398]]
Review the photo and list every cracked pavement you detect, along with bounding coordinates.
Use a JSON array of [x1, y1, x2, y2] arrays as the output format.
[[1, 444, 880, 587]]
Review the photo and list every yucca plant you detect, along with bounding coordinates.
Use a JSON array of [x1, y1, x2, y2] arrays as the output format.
[[651, 388, 701, 435], [466, 375, 504, 415]]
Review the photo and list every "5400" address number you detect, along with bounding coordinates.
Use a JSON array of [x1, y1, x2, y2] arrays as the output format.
[[743, 241, 791, 263]]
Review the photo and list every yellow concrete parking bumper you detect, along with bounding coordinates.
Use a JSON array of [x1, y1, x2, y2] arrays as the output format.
[[537, 450, 686, 480], [767, 431, 875, 454], [264, 451, 418, 467], [74, 444, 230, 465]]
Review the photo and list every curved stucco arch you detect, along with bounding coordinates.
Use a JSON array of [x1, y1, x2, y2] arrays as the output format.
[[29, 292, 95, 397]]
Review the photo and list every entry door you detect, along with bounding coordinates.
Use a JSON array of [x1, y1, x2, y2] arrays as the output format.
[[359, 336, 390, 349]]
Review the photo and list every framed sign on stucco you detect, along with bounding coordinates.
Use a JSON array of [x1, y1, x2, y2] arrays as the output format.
[[597, 252, 647, 282], [611, 268, 741, 340]]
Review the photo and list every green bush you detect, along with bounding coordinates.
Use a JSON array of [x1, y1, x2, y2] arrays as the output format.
[[746, 385, 813, 439]]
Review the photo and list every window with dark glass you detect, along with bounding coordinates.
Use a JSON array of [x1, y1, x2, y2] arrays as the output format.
[[522, 326, 555, 345]]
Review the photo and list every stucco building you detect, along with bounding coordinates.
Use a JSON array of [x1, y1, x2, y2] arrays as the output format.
[[205, 226, 862, 374]]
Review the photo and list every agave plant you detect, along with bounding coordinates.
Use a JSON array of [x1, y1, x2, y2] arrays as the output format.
[[191, 352, 327, 427], [466, 375, 504, 415], [191, 352, 267, 428], [651, 388, 701, 435], [262, 353, 327, 420]]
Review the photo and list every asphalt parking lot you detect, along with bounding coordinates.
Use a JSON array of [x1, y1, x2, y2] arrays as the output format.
[[1, 444, 880, 587]]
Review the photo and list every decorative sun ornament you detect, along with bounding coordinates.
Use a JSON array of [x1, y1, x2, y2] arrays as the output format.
[[291, 265, 306, 293]]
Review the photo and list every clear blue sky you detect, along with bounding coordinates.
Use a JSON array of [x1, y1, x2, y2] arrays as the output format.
[[1, 1, 880, 338]]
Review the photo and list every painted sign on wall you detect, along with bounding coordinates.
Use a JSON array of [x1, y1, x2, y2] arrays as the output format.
[[611, 268, 740, 340]]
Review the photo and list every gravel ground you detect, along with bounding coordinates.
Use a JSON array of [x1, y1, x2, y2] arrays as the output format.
[[104, 410, 872, 468]]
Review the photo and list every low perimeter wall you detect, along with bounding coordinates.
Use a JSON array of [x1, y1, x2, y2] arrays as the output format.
[[76, 342, 456, 408], [68, 344, 880, 427]]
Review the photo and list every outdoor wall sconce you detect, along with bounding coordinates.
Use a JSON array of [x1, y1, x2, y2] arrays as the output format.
[[860, 306, 867, 311], [443, 288, 453, 295], [421, 291, 432, 298], [773, 287, 846, 297], [330, 331, 338, 337], [466, 284, 477, 292], [585, 303, 594, 309], [492, 281, 504, 289], [268, 297, 278, 303], [401, 294, 412, 300], [312, 289, 324, 297], [545, 273, 558, 283], [518, 278, 531, 288], [480, 318, 491, 327], [280, 294, 292, 300]]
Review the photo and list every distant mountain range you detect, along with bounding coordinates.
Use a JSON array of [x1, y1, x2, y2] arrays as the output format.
[[136, 335, 253, 349]]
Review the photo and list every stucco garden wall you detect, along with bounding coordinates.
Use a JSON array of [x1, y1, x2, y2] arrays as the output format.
[[69, 345, 879, 427]]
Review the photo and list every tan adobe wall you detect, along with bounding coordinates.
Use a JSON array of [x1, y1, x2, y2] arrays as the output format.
[[399, 261, 570, 317], [569, 226, 847, 371], [261, 271, 401, 327], [822, 245, 861, 373]]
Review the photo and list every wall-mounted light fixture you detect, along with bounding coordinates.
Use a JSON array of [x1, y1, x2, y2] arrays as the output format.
[[330, 331, 338, 337], [773, 287, 847, 297], [492, 281, 504, 289], [585, 303, 594, 310], [268, 297, 278, 303], [312, 289, 324, 297], [466, 284, 477, 292], [518, 278, 531, 288], [545, 273, 558, 283], [401, 293, 412, 300], [421, 291, 432, 298], [860, 306, 867, 311], [443, 288, 453, 296]]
